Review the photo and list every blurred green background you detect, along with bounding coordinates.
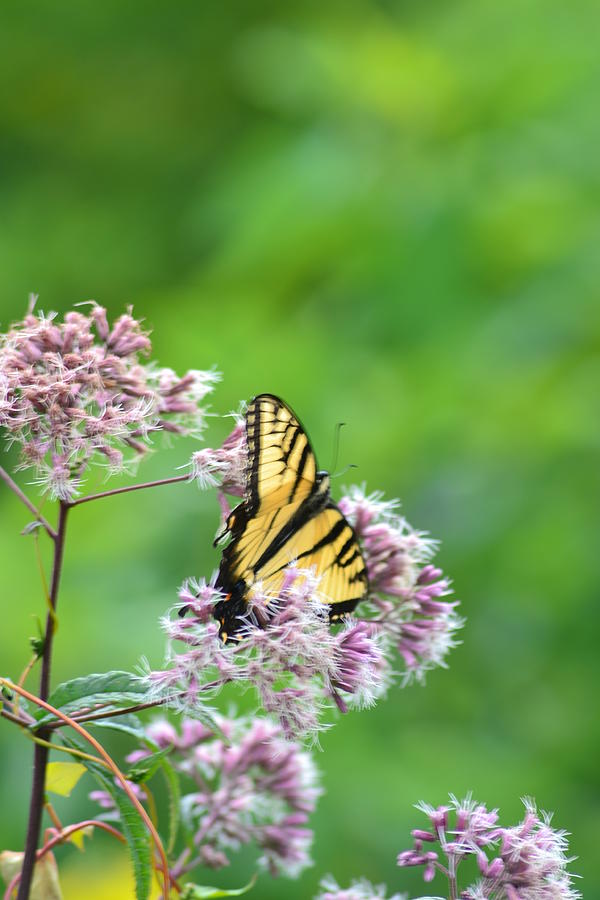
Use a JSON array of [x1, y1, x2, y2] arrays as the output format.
[[1, 0, 598, 897]]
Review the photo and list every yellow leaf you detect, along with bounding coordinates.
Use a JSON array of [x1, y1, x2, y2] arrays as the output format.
[[67, 825, 94, 851], [0, 850, 63, 899], [46, 761, 87, 797]]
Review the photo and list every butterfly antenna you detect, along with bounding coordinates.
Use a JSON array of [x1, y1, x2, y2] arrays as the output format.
[[332, 462, 358, 480], [330, 422, 359, 479], [330, 421, 345, 476]]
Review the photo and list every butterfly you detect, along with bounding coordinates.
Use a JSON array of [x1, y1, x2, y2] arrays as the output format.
[[214, 394, 368, 641]]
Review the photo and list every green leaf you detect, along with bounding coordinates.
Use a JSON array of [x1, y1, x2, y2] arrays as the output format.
[[60, 733, 152, 900], [160, 756, 180, 856], [29, 635, 45, 658], [126, 746, 171, 784], [21, 520, 44, 535], [33, 671, 149, 727], [89, 718, 180, 853], [181, 875, 257, 899], [89, 714, 147, 740], [29, 617, 46, 659]]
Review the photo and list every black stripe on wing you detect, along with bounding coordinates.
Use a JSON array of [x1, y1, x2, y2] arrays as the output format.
[[294, 516, 347, 563], [289, 440, 311, 502], [253, 502, 368, 610], [282, 424, 300, 465], [245, 398, 261, 517], [250, 489, 324, 575], [245, 394, 318, 516]]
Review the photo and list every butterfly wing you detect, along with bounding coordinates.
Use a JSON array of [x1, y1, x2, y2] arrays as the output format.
[[217, 394, 319, 604], [245, 393, 317, 516], [215, 395, 368, 637], [250, 502, 369, 618]]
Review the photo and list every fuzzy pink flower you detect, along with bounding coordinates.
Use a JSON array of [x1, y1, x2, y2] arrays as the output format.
[[190, 416, 246, 496], [339, 486, 463, 683], [0, 297, 218, 499], [397, 794, 580, 900], [329, 620, 391, 713], [92, 714, 322, 880], [315, 877, 406, 900], [150, 569, 390, 741]]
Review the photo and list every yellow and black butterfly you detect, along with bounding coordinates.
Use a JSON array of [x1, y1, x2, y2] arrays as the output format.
[[214, 394, 368, 641]]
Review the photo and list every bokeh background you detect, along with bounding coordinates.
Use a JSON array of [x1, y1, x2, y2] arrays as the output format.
[[1, 1, 598, 897]]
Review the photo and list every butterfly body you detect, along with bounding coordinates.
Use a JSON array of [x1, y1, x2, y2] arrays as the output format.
[[214, 394, 368, 640]]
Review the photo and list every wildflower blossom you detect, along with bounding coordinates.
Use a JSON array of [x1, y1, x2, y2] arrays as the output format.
[[329, 620, 390, 713], [0, 297, 218, 499], [153, 415, 461, 739], [150, 570, 390, 740], [92, 715, 321, 880], [315, 876, 407, 900], [396, 794, 581, 900], [172, 714, 321, 878], [339, 487, 463, 683], [190, 415, 246, 496]]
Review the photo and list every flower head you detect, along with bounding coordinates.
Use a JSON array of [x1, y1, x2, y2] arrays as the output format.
[[397, 794, 581, 900], [316, 876, 407, 900], [153, 412, 461, 739], [339, 486, 463, 683], [190, 415, 246, 496], [329, 620, 391, 713], [0, 298, 218, 499], [150, 568, 391, 741], [481, 798, 581, 900], [92, 714, 321, 880]]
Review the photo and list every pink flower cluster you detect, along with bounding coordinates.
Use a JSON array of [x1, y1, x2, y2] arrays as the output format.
[[338, 487, 463, 683], [150, 570, 390, 741], [190, 417, 247, 530], [92, 715, 321, 880], [315, 877, 406, 900], [0, 298, 218, 499], [190, 434, 462, 683], [318, 795, 579, 899], [152, 433, 462, 739], [190, 417, 246, 496], [396, 794, 580, 900]]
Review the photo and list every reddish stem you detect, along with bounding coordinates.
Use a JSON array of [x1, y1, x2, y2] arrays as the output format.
[[5, 680, 171, 900], [4, 820, 125, 900], [68, 473, 190, 507], [0, 466, 56, 539], [43, 681, 223, 730], [0, 707, 32, 728]]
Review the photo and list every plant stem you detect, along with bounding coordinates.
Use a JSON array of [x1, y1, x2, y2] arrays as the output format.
[[5, 678, 171, 900], [4, 820, 126, 900], [68, 473, 190, 507], [448, 857, 457, 900], [0, 707, 31, 728], [27, 732, 107, 768], [17, 501, 69, 900], [49, 695, 177, 726], [0, 465, 56, 539], [43, 680, 223, 730]]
